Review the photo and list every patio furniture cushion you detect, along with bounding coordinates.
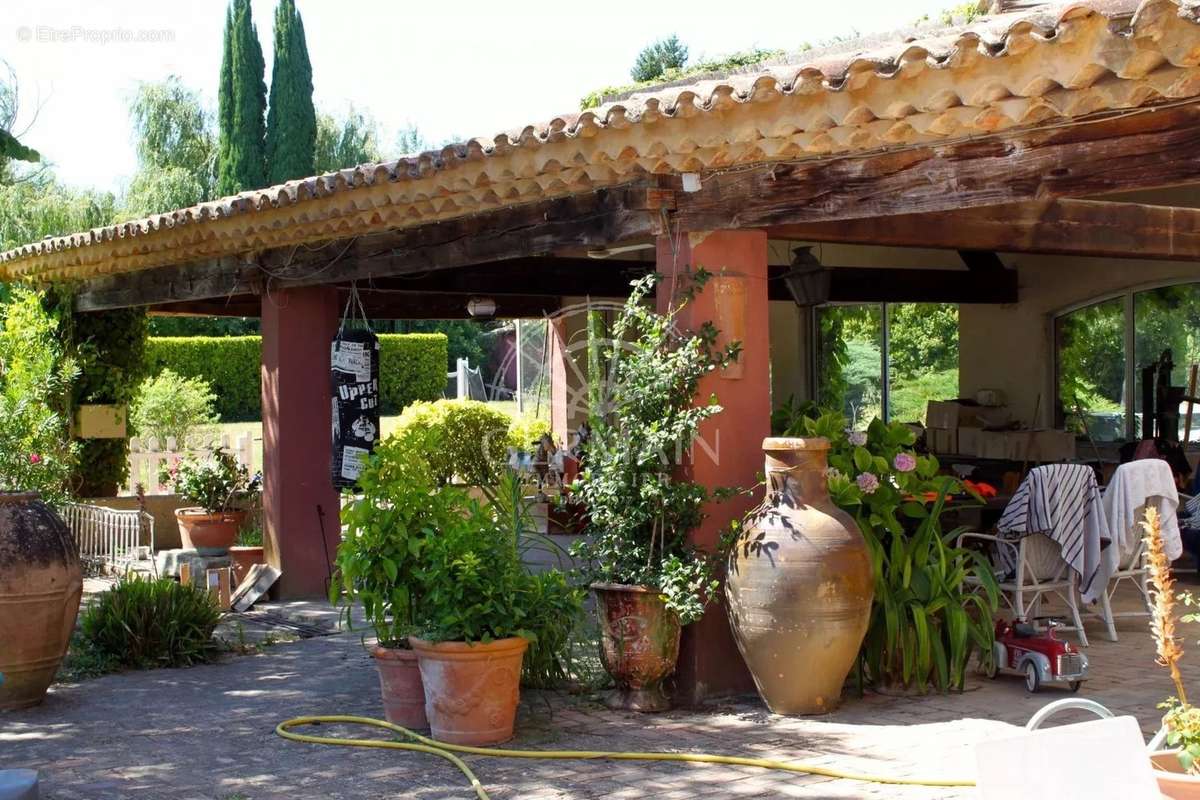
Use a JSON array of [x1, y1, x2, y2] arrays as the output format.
[[1102, 459, 1181, 570]]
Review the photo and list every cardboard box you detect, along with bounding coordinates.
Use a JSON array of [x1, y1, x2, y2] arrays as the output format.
[[926, 400, 1012, 430], [957, 427, 984, 457], [927, 427, 958, 454], [977, 431, 1011, 460]]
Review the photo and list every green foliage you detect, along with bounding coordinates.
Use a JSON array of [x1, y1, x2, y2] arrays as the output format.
[[386, 319, 492, 372], [1057, 298, 1124, 431], [266, 0, 316, 183], [314, 107, 382, 173], [890, 368, 959, 424], [631, 34, 689, 82], [149, 316, 259, 336], [217, 0, 268, 195], [0, 172, 116, 251], [67, 304, 148, 496], [79, 576, 221, 669], [163, 445, 260, 513], [888, 304, 958, 378], [507, 415, 552, 450], [582, 47, 784, 109], [144, 336, 262, 419], [0, 128, 38, 164], [142, 333, 445, 419], [130, 368, 219, 443], [572, 272, 737, 625], [940, 1, 985, 24], [792, 411, 1000, 691], [393, 399, 512, 485], [126, 76, 216, 209], [0, 288, 78, 502]]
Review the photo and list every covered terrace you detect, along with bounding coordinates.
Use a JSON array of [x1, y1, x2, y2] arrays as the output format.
[[6, 0, 1200, 705]]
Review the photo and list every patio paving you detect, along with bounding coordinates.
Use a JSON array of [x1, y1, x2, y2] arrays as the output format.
[[0, 585, 1188, 799]]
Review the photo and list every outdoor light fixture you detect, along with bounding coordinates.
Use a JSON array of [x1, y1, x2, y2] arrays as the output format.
[[467, 297, 497, 318], [781, 247, 831, 307]]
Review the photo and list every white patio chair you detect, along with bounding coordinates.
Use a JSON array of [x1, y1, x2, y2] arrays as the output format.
[[1090, 503, 1154, 642], [958, 531, 1089, 646]]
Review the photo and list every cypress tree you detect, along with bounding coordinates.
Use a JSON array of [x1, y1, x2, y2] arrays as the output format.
[[216, 4, 234, 195], [266, 0, 316, 184], [216, 0, 267, 195]]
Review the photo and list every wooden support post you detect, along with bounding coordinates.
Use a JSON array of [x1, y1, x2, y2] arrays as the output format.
[[261, 286, 341, 599], [206, 568, 231, 611], [657, 229, 770, 706]]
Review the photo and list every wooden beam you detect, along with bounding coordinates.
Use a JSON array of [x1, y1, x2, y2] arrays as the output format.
[[767, 265, 1017, 304], [74, 186, 656, 311], [675, 106, 1200, 231], [772, 198, 1200, 261], [150, 292, 564, 320]]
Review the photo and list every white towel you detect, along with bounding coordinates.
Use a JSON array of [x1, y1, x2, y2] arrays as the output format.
[[1102, 459, 1181, 570], [997, 464, 1111, 603]]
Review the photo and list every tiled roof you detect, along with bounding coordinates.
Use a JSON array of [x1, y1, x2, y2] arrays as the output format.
[[5, 0, 1200, 283]]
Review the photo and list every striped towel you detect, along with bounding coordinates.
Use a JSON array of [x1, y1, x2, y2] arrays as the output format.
[[996, 464, 1111, 603]]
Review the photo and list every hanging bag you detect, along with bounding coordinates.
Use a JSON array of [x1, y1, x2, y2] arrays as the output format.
[[331, 286, 381, 489]]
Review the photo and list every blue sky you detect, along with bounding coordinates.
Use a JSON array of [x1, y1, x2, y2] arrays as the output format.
[[4, 0, 951, 194]]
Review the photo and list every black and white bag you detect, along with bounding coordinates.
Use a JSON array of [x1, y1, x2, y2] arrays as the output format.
[[331, 288, 380, 489]]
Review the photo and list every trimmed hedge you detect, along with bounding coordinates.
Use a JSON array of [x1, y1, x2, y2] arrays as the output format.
[[144, 333, 447, 420]]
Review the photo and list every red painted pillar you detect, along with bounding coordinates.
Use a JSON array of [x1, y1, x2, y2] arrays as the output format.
[[261, 286, 342, 599], [657, 229, 770, 705]]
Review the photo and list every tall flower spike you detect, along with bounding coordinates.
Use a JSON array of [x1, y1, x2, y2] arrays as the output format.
[[1144, 506, 1189, 706]]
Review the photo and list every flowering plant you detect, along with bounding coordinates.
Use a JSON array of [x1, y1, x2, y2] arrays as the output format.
[[786, 411, 1000, 691], [161, 446, 260, 514]]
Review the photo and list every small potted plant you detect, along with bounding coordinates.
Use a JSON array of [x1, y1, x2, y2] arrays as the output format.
[[228, 524, 263, 587], [162, 447, 260, 555], [571, 272, 737, 712], [1144, 506, 1200, 797]]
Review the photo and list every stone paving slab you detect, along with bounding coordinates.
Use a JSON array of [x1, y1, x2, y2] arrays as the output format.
[[1, 587, 1189, 799]]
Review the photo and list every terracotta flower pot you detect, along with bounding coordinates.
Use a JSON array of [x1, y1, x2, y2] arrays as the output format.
[[0, 492, 82, 711], [725, 437, 874, 715], [228, 545, 264, 587], [175, 508, 245, 555], [592, 582, 681, 712], [1153, 750, 1200, 798], [372, 644, 428, 730], [410, 636, 528, 745]]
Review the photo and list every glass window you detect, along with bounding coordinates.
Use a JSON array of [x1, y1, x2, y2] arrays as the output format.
[[888, 303, 959, 424], [816, 304, 882, 429], [1055, 298, 1126, 442], [1134, 284, 1200, 442]]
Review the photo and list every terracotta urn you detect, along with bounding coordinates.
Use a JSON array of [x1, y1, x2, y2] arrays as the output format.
[[372, 643, 428, 730], [228, 545, 264, 587], [725, 437, 873, 715], [0, 492, 83, 710], [175, 508, 245, 555], [410, 636, 528, 745], [1153, 751, 1200, 798], [592, 582, 681, 712]]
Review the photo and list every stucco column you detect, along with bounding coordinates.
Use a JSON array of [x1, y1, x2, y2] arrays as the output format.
[[656, 229, 770, 706], [261, 286, 341, 599]]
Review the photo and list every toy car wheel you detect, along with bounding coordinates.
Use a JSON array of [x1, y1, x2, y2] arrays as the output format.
[[1023, 661, 1041, 693], [984, 657, 998, 679], [1069, 681, 1082, 693]]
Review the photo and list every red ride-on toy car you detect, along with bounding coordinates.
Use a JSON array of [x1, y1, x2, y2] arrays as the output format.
[[987, 618, 1088, 693]]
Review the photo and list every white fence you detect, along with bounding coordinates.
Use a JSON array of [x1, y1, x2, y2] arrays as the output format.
[[126, 433, 255, 495], [62, 503, 153, 571]]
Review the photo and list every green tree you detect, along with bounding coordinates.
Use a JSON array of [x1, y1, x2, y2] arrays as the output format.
[[0, 173, 115, 251], [128, 78, 215, 195], [314, 108, 382, 173], [393, 123, 427, 156], [0, 62, 40, 179], [631, 35, 688, 82], [217, 0, 267, 195], [265, 0, 316, 183]]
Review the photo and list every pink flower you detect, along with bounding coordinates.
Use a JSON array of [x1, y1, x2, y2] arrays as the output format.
[[893, 453, 917, 473], [856, 472, 880, 494], [28, 453, 41, 465], [847, 430, 868, 447]]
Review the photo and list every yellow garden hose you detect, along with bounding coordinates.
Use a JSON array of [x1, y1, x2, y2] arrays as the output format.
[[275, 714, 975, 799]]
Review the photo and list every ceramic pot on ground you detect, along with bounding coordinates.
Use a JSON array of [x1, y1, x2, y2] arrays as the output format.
[[175, 508, 245, 555], [410, 636, 528, 745], [0, 492, 83, 711], [1153, 751, 1200, 799], [373, 644, 428, 729], [228, 545, 264, 587], [725, 437, 874, 715], [592, 582, 681, 712]]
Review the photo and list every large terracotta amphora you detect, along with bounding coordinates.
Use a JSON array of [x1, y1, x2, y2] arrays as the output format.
[[725, 438, 873, 714], [0, 492, 82, 711]]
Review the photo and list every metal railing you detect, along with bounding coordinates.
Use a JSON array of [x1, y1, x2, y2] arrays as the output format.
[[61, 503, 154, 571]]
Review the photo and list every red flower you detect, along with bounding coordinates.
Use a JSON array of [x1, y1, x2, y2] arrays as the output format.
[[964, 479, 998, 498], [28, 453, 41, 465]]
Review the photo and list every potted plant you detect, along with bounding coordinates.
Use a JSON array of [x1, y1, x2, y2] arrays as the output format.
[[572, 272, 738, 712], [331, 432, 466, 731], [228, 525, 263, 587], [162, 446, 259, 555], [1144, 506, 1200, 797]]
